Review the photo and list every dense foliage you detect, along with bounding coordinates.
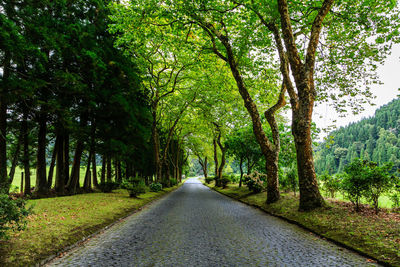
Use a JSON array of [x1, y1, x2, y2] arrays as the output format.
[[0, 194, 31, 240]]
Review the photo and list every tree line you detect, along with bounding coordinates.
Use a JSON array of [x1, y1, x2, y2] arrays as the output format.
[[0, 0, 188, 197]]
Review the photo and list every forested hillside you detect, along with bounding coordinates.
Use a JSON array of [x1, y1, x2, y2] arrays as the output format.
[[315, 98, 400, 174]]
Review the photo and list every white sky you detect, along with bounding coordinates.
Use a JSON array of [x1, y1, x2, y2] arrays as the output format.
[[313, 44, 400, 139]]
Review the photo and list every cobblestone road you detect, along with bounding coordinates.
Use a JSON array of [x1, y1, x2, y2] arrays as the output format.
[[49, 178, 378, 266]]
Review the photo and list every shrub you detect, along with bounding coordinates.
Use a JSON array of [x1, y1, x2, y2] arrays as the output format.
[[229, 174, 239, 184], [319, 173, 342, 198], [149, 182, 162, 192], [0, 194, 31, 240], [98, 181, 120, 193], [341, 158, 394, 213], [205, 176, 214, 184], [390, 177, 400, 209], [243, 171, 267, 193], [121, 177, 147, 197], [170, 178, 178, 186], [220, 176, 230, 188], [363, 162, 393, 214], [280, 166, 298, 195]]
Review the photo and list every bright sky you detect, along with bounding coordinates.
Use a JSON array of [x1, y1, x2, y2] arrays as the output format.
[[313, 44, 400, 138]]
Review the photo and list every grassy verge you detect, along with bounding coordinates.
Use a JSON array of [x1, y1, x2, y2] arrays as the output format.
[[0, 184, 183, 266], [203, 181, 400, 266]]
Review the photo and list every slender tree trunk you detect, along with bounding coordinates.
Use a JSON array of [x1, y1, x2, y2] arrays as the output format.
[[84, 151, 92, 191], [63, 133, 70, 185], [35, 112, 48, 195], [47, 139, 57, 189], [203, 156, 208, 178], [22, 109, 31, 195], [239, 157, 243, 187], [92, 152, 98, 187], [217, 150, 226, 181], [89, 120, 98, 187], [101, 154, 106, 184], [213, 138, 219, 179], [55, 133, 65, 194], [247, 157, 251, 175], [0, 53, 9, 192], [9, 133, 22, 184], [106, 156, 112, 182], [116, 160, 122, 184], [20, 172, 24, 194], [67, 140, 84, 193], [151, 105, 162, 181]]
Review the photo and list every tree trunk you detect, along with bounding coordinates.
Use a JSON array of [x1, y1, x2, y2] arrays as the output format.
[[92, 151, 98, 187], [9, 133, 22, 184], [84, 151, 92, 191], [67, 140, 84, 193], [116, 160, 122, 184], [106, 156, 112, 182], [203, 156, 208, 178], [47, 139, 57, 189], [20, 172, 24, 194], [63, 133, 70, 185], [55, 133, 65, 194], [90, 120, 98, 187], [0, 53, 9, 192], [213, 138, 219, 178], [292, 110, 325, 210], [101, 154, 106, 184], [275, 0, 331, 210], [239, 157, 243, 187], [22, 109, 31, 195], [151, 106, 162, 181], [35, 112, 48, 195]]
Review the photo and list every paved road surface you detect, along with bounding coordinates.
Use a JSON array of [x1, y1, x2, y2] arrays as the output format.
[[49, 178, 377, 266]]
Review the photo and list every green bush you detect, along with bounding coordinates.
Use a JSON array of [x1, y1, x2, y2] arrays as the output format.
[[342, 158, 394, 213], [363, 162, 393, 213], [98, 181, 120, 193], [0, 194, 31, 240], [149, 182, 162, 192], [319, 173, 342, 198], [243, 171, 267, 193], [205, 176, 214, 184], [229, 174, 239, 183], [220, 176, 230, 188], [170, 178, 178, 186], [390, 177, 400, 209], [121, 177, 147, 197], [280, 166, 298, 195]]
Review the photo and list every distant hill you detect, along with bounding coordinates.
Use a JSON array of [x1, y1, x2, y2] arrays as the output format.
[[314, 98, 400, 174]]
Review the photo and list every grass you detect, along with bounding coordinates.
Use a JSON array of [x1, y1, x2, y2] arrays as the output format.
[[0, 183, 183, 266], [204, 180, 400, 266]]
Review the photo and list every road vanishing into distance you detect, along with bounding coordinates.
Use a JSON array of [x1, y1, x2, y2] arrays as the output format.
[[49, 178, 377, 267]]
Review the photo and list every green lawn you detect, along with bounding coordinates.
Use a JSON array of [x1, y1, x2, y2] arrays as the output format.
[[204, 181, 400, 266], [0, 184, 183, 266], [320, 190, 394, 209]]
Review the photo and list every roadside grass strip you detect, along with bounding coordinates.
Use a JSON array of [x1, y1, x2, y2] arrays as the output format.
[[0, 185, 182, 266], [204, 181, 400, 266]]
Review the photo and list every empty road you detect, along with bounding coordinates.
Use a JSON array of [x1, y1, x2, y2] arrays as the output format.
[[49, 178, 377, 266]]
